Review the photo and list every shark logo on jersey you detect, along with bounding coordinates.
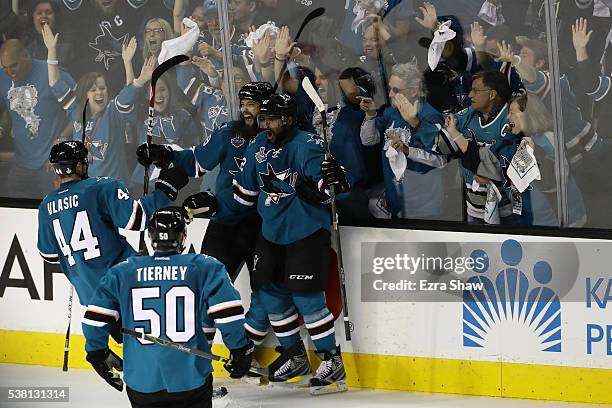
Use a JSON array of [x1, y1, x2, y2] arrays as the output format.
[[146, 116, 177, 144], [7, 84, 41, 136], [229, 157, 246, 176], [258, 163, 298, 206], [88, 140, 109, 161], [255, 147, 283, 163], [208, 105, 228, 126], [231, 134, 245, 148], [88, 21, 129, 70], [307, 134, 325, 147]]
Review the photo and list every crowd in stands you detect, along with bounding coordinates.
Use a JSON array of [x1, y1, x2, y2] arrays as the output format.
[[1, 0, 611, 228]]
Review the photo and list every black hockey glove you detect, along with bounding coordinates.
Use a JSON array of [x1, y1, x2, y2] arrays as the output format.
[[136, 143, 174, 167], [155, 164, 189, 201], [296, 180, 332, 205], [110, 318, 123, 344], [86, 348, 124, 392], [321, 158, 350, 194], [224, 341, 254, 379], [183, 191, 218, 220]]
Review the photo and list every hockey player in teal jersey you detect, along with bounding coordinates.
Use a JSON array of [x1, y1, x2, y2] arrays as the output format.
[[209, 94, 349, 395], [137, 83, 275, 349], [81, 207, 254, 407], [37, 141, 188, 340]]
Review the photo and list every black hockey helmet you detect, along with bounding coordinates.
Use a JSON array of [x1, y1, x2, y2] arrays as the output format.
[[259, 94, 297, 116], [148, 207, 188, 253], [339, 67, 376, 98], [49, 140, 89, 176], [257, 94, 297, 129], [238, 82, 274, 102]]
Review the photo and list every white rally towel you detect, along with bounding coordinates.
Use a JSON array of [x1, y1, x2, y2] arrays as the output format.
[[351, 0, 386, 34], [158, 18, 200, 65], [483, 182, 502, 224], [383, 121, 410, 181], [428, 20, 456, 71], [245, 21, 279, 48], [507, 139, 541, 193], [478, 0, 505, 26]]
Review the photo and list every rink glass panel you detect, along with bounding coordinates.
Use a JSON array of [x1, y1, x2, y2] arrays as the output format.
[[2, 0, 611, 233]]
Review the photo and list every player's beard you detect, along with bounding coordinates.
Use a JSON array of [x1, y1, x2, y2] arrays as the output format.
[[267, 126, 293, 146], [238, 113, 260, 139]]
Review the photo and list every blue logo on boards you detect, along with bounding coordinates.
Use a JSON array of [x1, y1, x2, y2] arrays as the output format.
[[462, 239, 561, 352]]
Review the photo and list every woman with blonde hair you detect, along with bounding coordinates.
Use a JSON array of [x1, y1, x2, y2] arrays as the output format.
[[142, 18, 174, 61], [507, 93, 587, 227]]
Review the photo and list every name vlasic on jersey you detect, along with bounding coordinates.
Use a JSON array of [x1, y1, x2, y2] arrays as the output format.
[[37, 177, 170, 305]]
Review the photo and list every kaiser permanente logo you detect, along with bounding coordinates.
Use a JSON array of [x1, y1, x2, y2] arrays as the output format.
[[462, 239, 561, 353]]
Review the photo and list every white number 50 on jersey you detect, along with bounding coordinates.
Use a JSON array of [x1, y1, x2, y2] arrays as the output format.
[[131, 287, 196, 344]]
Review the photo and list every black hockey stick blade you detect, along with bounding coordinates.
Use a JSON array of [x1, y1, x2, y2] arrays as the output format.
[[62, 286, 74, 371], [81, 100, 88, 144], [294, 7, 325, 42], [61, 322, 70, 371], [152, 55, 189, 89], [122, 328, 268, 376]]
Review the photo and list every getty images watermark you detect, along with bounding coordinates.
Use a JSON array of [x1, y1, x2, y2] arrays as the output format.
[[360, 241, 581, 302], [371, 252, 487, 292]]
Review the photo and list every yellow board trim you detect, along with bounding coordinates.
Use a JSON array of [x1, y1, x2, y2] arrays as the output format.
[[1, 330, 610, 405]]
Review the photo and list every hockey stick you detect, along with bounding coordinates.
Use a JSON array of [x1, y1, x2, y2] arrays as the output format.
[[61, 102, 90, 371], [139, 55, 190, 255], [121, 328, 268, 376], [301, 76, 352, 341], [62, 285, 73, 371], [272, 7, 325, 93], [81, 100, 88, 144]]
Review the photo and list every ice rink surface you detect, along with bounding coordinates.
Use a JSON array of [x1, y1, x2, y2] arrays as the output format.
[[0, 364, 604, 408]]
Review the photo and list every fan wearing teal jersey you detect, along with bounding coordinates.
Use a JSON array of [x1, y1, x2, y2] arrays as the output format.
[[441, 70, 534, 225]]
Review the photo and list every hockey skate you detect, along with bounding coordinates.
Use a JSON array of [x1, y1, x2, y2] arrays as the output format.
[[241, 358, 265, 385], [211, 386, 229, 408], [266, 341, 311, 386], [309, 347, 348, 395]]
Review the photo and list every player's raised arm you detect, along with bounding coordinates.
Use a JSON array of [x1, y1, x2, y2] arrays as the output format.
[[99, 170, 188, 232]]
